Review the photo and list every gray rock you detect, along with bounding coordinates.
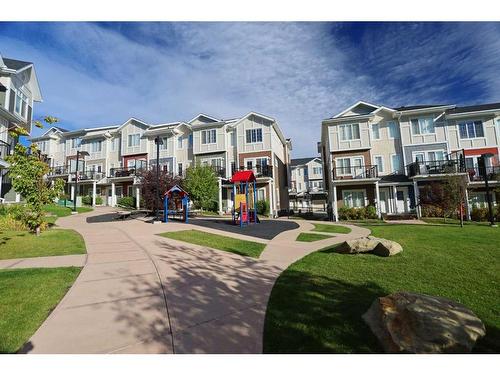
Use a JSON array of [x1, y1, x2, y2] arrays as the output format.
[[372, 238, 403, 257], [362, 292, 486, 353], [336, 236, 402, 256]]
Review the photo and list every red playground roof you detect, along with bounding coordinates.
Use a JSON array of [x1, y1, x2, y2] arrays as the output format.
[[230, 170, 256, 183], [164, 185, 189, 198]]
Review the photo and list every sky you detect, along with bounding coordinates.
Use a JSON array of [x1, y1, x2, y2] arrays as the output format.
[[1, 22, 500, 157]]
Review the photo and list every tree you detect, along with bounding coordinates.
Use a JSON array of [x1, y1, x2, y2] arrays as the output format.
[[140, 168, 182, 211], [6, 116, 65, 235], [183, 164, 219, 211]]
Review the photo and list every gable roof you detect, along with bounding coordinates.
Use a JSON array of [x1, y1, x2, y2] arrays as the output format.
[[188, 113, 221, 124], [333, 101, 381, 118], [231, 170, 256, 183], [394, 104, 449, 111], [1, 57, 33, 71], [446, 102, 500, 115], [290, 157, 321, 167]]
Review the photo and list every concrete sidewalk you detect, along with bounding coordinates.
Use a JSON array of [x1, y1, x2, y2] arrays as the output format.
[[0, 254, 86, 269], [23, 207, 369, 354]]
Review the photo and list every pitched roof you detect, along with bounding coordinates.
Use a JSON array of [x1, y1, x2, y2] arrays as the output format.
[[446, 102, 500, 114], [290, 157, 321, 167], [393, 105, 449, 111], [1, 57, 33, 71]]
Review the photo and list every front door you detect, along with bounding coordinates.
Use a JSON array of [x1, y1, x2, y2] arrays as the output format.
[[396, 187, 409, 213], [379, 189, 390, 214]]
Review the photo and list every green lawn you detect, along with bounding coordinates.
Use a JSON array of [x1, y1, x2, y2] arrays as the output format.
[[43, 204, 93, 218], [0, 267, 81, 353], [264, 224, 500, 353], [159, 229, 266, 258], [311, 223, 351, 234], [0, 229, 86, 260], [421, 217, 492, 226], [296, 232, 332, 242]]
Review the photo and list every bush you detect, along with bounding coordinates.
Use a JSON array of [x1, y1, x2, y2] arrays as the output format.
[[338, 205, 378, 220], [422, 204, 444, 218], [256, 199, 270, 216], [117, 196, 136, 208], [0, 213, 28, 231], [471, 207, 488, 222], [81, 195, 103, 206], [95, 196, 103, 205]]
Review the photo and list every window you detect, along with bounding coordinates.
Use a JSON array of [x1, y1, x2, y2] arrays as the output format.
[[39, 141, 47, 152], [312, 166, 322, 175], [127, 186, 134, 197], [387, 121, 398, 138], [374, 156, 384, 173], [201, 129, 217, 144], [458, 121, 484, 139], [297, 168, 301, 176], [336, 157, 362, 175], [257, 189, 265, 201], [339, 124, 360, 141], [391, 154, 401, 173], [71, 137, 82, 149], [178, 136, 183, 149], [160, 137, 168, 150], [372, 124, 380, 140], [128, 134, 140, 147], [230, 131, 236, 146], [411, 117, 435, 135], [90, 140, 102, 152], [343, 190, 366, 208], [188, 134, 193, 147], [14, 90, 28, 119], [246, 128, 263, 143], [178, 163, 183, 176], [427, 151, 445, 162], [110, 138, 118, 151]]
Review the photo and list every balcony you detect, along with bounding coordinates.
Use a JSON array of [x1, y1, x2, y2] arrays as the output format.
[[406, 159, 466, 177], [79, 170, 105, 181], [109, 166, 147, 178], [468, 166, 500, 182], [48, 166, 69, 176], [0, 140, 11, 160], [332, 165, 378, 180], [234, 164, 273, 178]]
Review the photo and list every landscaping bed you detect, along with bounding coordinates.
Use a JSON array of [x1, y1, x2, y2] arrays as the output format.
[[0, 267, 81, 353], [159, 229, 266, 258], [263, 224, 499, 353]]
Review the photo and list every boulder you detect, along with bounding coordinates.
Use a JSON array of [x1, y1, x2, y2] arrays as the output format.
[[335, 236, 380, 254], [362, 292, 486, 353], [336, 236, 402, 256], [372, 238, 403, 257]]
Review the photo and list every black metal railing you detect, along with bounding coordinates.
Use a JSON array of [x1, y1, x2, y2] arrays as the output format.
[[109, 166, 146, 178], [468, 166, 500, 182], [0, 140, 11, 159], [78, 170, 105, 181], [406, 159, 466, 177], [48, 166, 69, 175], [332, 165, 378, 180], [208, 166, 226, 177], [236, 164, 273, 178]]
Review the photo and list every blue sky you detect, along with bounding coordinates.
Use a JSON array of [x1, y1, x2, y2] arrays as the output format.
[[1, 22, 499, 157]]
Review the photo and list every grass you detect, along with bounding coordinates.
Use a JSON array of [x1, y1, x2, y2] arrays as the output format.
[[311, 223, 351, 234], [0, 267, 81, 353], [264, 224, 500, 353], [296, 232, 333, 242], [421, 217, 493, 226], [43, 204, 93, 219], [0, 229, 86, 260], [159, 229, 266, 258]]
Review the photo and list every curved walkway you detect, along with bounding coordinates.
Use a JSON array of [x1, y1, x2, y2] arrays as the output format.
[[24, 207, 369, 354]]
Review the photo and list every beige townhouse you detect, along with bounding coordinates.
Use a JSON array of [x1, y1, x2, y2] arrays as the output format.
[[320, 101, 500, 221], [31, 112, 292, 217], [0, 54, 42, 202], [289, 157, 326, 213]]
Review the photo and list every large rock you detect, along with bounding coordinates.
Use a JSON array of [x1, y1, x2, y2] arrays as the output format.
[[362, 292, 486, 353], [336, 236, 402, 256], [372, 238, 403, 257], [335, 236, 380, 254]]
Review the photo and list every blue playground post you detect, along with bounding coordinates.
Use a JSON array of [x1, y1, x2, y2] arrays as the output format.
[[163, 195, 168, 223], [253, 180, 257, 223]]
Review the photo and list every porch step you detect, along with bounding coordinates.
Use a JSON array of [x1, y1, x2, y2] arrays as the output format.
[[383, 213, 418, 221]]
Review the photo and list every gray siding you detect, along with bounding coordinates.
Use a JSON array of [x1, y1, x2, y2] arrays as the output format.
[[403, 142, 448, 164]]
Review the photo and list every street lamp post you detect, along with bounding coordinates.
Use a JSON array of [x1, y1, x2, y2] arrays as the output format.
[[478, 153, 496, 227], [73, 150, 89, 212], [154, 136, 163, 221]]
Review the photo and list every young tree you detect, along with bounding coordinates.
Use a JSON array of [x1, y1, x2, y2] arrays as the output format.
[[6, 116, 65, 235], [183, 164, 219, 211], [141, 168, 182, 211], [441, 175, 468, 226]]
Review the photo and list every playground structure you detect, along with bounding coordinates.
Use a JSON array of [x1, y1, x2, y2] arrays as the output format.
[[230, 170, 259, 227], [163, 185, 190, 223]]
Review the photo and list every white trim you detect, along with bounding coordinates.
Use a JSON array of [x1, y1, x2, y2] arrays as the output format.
[[371, 122, 381, 140], [342, 188, 368, 208], [446, 108, 500, 118], [188, 113, 221, 124], [410, 116, 437, 136], [373, 154, 384, 174], [390, 153, 401, 174], [457, 119, 486, 140], [333, 100, 380, 118]]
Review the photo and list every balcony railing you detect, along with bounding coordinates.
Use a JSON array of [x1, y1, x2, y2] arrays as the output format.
[[332, 165, 378, 180], [406, 159, 466, 177], [109, 166, 147, 178], [235, 164, 273, 178], [468, 166, 500, 182], [78, 170, 105, 181], [0, 140, 11, 159], [48, 166, 69, 175]]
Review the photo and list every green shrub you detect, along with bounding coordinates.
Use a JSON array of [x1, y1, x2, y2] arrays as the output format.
[[81, 196, 92, 206], [365, 205, 378, 219], [338, 205, 377, 220], [422, 204, 444, 217], [118, 196, 136, 208], [256, 199, 270, 215], [471, 207, 488, 222]]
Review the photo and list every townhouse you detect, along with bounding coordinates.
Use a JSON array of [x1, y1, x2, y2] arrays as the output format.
[[31, 112, 292, 217], [0, 54, 43, 202], [320, 101, 500, 221], [289, 157, 326, 212]]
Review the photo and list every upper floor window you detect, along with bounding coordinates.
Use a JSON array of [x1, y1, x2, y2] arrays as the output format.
[[387, 121, 398, 138], [297, 168, 301, 176], [411, 117, 435, 135], [90, 140, 102, 153], [160, 137, 168, 150], [312, 166, 322, 175], [38, 141, 47, 152], [188, 134, 193, 147], [246, 128, 263, 143], [14, 90, 28, 119], [201, 129, 217, 144], [71, 137, 82, 149], [374, 155, 384, 173], [230, 131, 236, 146], [391, 154, 401, 173], [178, 136, 183, 149], [371, 124, 380, 140], [339, 124, 360, 141], [128, 134, 140, 147], [458, 120, 484, 139], [110, 137, 119, 151]]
